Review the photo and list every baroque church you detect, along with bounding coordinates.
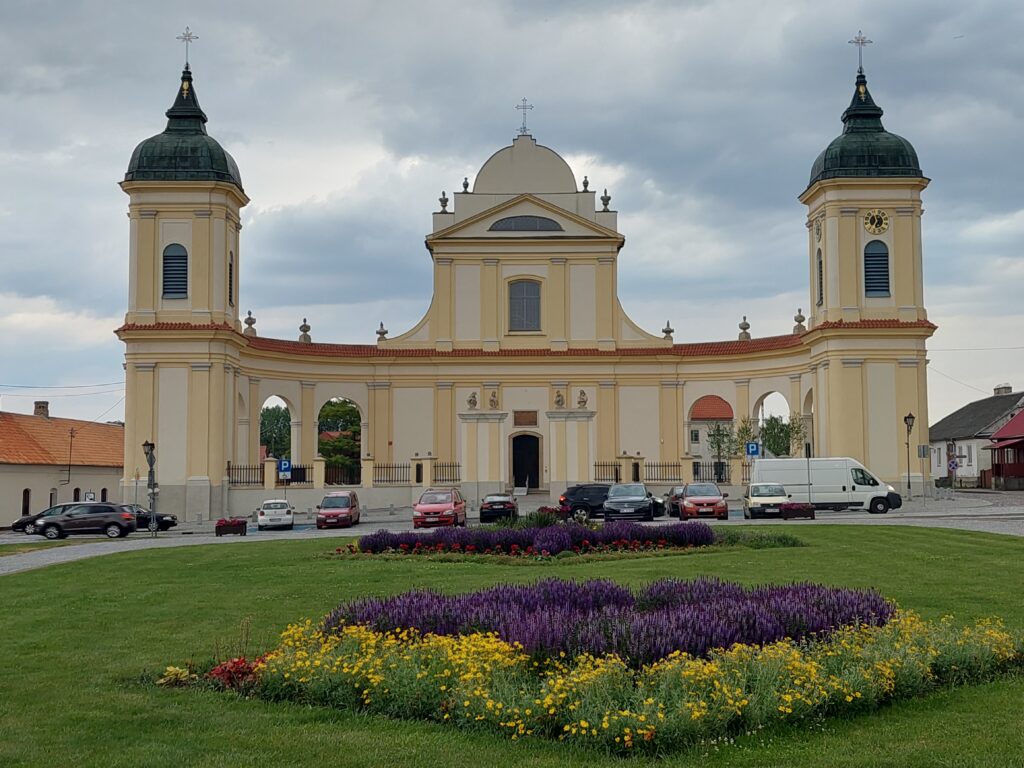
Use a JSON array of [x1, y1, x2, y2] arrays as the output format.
[[117, 61, 933, 520]]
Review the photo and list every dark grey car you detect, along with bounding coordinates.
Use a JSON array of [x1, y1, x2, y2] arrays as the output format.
[[602, 483, 656, 521], [33, 503, 138, 539]]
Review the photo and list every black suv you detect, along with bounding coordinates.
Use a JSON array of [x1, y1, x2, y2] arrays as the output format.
[[33, 503, 138, 539], [557, 484, 610, 519]]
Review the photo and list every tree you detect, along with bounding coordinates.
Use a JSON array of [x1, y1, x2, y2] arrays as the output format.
[[260, 405, 291, 459], [788, 411, 808, 457], [705, 421, 736, 463], [760, 415, 791, 457], [735, 416, 757, 454], [318, 399, 362, 471]]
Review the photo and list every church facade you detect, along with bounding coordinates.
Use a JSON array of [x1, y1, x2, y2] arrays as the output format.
[[117, 64, 934, 520]]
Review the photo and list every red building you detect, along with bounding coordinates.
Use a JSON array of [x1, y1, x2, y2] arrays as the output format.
[[987, 410, 1024, 490]]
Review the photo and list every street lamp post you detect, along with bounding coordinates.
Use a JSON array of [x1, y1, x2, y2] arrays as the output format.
[[142, 440, 158, 538], [903, 412, 916, 499]]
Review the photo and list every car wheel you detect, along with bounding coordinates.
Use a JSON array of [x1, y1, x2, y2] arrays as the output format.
[[24, 522, 36, 535], [43, 525, 63, 540], [571, 505, 589, 521], [104, 523, 124, 539], [869, 498, 889, 515]]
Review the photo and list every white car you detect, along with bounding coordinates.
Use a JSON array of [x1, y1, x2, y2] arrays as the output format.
[[742, 483, 790, 519], [257, 499, 295, 531]]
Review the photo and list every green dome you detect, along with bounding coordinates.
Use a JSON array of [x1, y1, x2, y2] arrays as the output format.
[[808, 69, 922, 188], [125, 67, 243, 190]]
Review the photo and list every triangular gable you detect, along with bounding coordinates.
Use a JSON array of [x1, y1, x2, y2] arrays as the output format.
[[428, 193, 622, 241], [992, 407, 1024, 440]]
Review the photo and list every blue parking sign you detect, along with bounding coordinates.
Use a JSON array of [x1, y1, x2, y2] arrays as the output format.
[[745, 442, 760, 457], [278, 458, 292, 479]]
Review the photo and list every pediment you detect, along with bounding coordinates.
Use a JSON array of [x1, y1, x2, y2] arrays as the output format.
[[428, 194, 621, 242]]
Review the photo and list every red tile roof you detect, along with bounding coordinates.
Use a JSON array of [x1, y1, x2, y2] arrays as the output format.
[[991, 408, 1024, 440], [246, 334, 805, 359], [0, 411, 123, 467], [117, 322, 236, 332], [689, 395, 734, 420], [812, 319, 937, 331]]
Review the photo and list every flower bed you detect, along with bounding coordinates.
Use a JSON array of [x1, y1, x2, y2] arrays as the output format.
[[324, 578, 894, 666], [244, 605, 1021, 754], [357, 521, 714, 557]]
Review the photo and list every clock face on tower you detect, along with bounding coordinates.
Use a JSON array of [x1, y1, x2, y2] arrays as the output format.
[[863, 209, 889, 235]]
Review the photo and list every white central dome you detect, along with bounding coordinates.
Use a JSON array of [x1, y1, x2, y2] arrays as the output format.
[[473, 135, 577, 194]]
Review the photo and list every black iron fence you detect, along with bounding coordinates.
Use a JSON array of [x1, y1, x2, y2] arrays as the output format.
[[227, 462, 264, 486], [434, 461, 461, 484], [281, 464, 312, 486], [593, 461, 621, 483], [325, 465, 361, 486], [693, 460, 731, 484], [645, 461, 683, 482], [374, 462, 411, 485]]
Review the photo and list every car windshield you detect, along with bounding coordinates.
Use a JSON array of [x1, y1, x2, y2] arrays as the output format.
[[420, 492, 452, 504], [483, 495, 511, 503], [321, 496, 351, 508], [608, 484, 645, 498], [751, 484, 786, 497], [685, 484, 720, 497], [264, 502, 288, 510]]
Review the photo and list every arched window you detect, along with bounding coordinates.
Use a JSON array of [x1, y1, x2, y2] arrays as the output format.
[[816, 249, 824, 306], [864, 240, 890, 297], [509, 280, 541, 331], [489, 215, 563, 232], [22, 489, 31, 516], [228, 251, 235, 307], [162, 243, 188, 298], [101, 488, 108, 502], [73, 487, 81, 502]]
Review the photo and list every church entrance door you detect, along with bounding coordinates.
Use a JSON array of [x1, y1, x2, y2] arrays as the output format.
[[511, 434, 540, 490]]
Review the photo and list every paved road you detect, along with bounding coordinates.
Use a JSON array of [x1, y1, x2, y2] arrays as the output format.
[[3, 491, 1022, 577]]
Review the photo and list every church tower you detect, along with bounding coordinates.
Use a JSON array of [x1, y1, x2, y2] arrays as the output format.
[[799, 63, 933, 492], [117, 65, 249, 519]]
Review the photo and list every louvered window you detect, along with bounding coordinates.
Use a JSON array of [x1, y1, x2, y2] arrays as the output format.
[[509, 280, 541, 331], [816, 249, 823, 306], [228, 252, 235, 306], [864, 240, 890, 297], [162, 244, 188, 298]]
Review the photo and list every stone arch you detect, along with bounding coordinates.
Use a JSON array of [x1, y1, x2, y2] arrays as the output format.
[[686, 396, 735, 459], [802, 388, 815, 457], [317, 396, 364, 486], [259, 394, 295, 462]]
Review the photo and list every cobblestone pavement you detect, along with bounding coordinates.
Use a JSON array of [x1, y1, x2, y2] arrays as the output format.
[[2, 491, 1022, 577]]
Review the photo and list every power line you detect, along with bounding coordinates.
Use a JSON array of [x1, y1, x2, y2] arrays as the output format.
[[930, 346, 1024, 352], [0, 380, 124, 389], [91, 395, 126, 423], [928, 366, 992, 396], [0, 387, 126, 399]]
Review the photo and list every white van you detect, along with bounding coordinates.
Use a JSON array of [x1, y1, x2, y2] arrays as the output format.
[[749, 457, 902, 514]]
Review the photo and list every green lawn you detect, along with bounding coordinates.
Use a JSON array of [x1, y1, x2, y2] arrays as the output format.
[[2, 526, 1023, 767]]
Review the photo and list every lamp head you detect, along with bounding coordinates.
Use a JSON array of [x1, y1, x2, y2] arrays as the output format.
[[903, 412, 916, 431]]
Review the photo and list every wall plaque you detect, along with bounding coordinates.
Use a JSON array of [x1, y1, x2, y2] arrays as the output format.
[[513, 410, 538, 427]]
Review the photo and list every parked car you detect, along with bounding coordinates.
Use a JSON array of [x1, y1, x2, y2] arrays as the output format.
[[256, 499, 295, 531], [33, 503, 138, 539], [557, 483, 610, 519], [413, 488, 467, 528], [662, 486, 687, 518], [315, 491, 361, 529], [125, 504, 179, 531], [602, 482, 657, 521], [742, 483, 790, 519], [479, 493, 518, 523], [12, 502, 80, 535], [678, 482, 730, 521], [749, 457, 901, 513]]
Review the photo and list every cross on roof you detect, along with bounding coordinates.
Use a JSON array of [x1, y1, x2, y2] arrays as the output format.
[[516, 98, 533, 136], [176, 26, 198, 68], [848, 29, 872, 72]]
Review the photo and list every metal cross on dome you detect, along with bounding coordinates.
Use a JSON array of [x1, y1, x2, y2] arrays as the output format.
[[176, 26, 199, 68], [848, 29, 872, 71], [516, 98, 533, 136]]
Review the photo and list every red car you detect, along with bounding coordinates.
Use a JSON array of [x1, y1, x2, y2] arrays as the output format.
[[316, 491, 361, 529], [413, 488, 467, 528], [678, 482, 730, 521]]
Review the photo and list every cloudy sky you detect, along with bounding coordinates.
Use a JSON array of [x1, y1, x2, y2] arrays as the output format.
[[1, 0, 1022, 426]]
